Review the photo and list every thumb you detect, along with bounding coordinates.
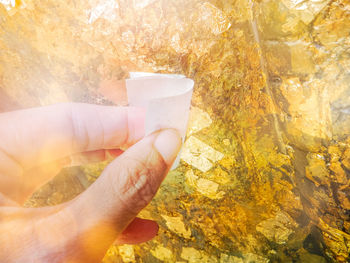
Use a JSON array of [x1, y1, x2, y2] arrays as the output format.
[[62, 129, 181, 261]]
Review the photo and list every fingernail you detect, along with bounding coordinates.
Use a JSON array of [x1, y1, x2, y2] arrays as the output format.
[[154, 129, 182, 166]]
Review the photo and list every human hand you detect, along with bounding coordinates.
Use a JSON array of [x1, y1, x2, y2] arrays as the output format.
[[0, 103, 181, 262]]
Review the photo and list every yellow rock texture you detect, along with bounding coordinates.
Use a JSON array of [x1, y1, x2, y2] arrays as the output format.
[[1, 0, 350, 262]]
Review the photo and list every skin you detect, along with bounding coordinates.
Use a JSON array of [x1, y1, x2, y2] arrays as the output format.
[[0, 102, 182, 263]]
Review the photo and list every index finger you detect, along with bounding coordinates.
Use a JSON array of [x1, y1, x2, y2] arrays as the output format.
[[0, 103, 145, 170]]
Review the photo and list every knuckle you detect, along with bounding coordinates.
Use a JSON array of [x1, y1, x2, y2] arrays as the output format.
[[69, 103, 90, 151], [114, 151, 166, 213]]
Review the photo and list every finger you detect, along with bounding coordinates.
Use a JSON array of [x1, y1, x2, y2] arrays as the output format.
[[18, 159, 68, 203], [61, 129, 181, 262], [115, 218, 159, 245], [68, 149, 124, 167], [2, 149, 125, 204], [0, 192, 19, 207], [0, 88, 21, 113], [0, 103, 145, 172], [0, 158, 69, 204]]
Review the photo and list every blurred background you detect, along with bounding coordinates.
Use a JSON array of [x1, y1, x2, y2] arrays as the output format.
[[0, 0, 350, 262]]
